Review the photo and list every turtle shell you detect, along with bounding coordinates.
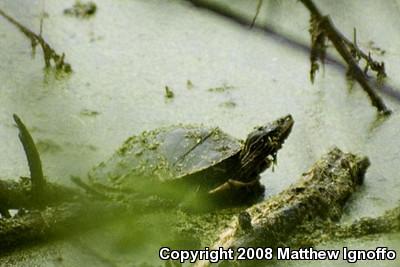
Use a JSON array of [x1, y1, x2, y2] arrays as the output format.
[[88, 125, 242, 191]]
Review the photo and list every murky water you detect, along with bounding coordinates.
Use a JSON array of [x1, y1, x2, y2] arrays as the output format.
[[0, 0, 399, 266]]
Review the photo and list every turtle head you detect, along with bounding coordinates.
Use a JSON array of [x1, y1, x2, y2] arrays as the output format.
[[239, 115, 294, 179]]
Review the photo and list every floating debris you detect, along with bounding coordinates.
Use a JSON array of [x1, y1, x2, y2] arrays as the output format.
[[186, 80, 194, 89], [301, 0, 390, 114], [366, 41, 386, 56], [219, 101, 237, 108], [165, 86, 175, 99], [64, 1, 97, 19], [80, 109, 100, 117], [207, 84, 234, 93], [36, 139, 62, 154], [0, 8, 72, 74]]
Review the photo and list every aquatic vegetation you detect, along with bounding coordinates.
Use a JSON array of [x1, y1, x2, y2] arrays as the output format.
[[207, 84, 234, 93], [0, 2, 399, 265], [219, 100, 237, 109], [64, 1, 97, 19], [79, 109, 101, 117], [165, 86, 175, 98], [187, 80, 194, 89]]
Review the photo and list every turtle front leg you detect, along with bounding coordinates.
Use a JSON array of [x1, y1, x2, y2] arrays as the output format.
[[208, 179, 265, 203]]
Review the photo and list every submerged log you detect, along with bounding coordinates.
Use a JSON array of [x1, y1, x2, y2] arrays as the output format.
[[332, 206, 400, 240], [287, 204, 400, 249], [196, 147, 370, 266], [0, 177, 82, 213], [0, 201, 124, 252]]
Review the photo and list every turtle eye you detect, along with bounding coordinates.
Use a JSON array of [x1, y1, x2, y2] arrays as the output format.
[[266, 129, 277, 139]]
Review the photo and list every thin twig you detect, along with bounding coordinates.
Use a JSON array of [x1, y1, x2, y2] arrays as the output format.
[[250, 0, 263, 28], [184, 0, 392, 115], [0, 8, 72, 73]]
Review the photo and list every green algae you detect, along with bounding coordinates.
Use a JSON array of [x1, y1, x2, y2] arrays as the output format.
[[207, 84, 235, 93], [165, 86, 175, 99], [64, 1, 97, 19]]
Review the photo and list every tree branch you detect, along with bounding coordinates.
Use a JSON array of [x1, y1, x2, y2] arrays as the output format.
[[184, 0, 392, 115], [0, 201, 122, 252], [0, 8, 72, 73], [299, 0, 390, 115]]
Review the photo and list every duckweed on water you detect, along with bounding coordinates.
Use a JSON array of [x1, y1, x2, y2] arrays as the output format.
[[64, 1, 97, 19], [79, 109, 100, 117], [219, 100, 237, 108], [165, 86, 175, 99], [187, 80, 194, 89], [207, 84, 235, 93]]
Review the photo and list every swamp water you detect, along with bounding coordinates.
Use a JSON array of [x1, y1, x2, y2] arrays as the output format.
[[0, 0, 399, 266]]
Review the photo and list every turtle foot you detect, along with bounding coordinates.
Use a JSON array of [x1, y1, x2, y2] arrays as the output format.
[[208, 179, 265, 204]]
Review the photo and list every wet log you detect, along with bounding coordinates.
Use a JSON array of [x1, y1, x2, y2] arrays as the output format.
[[0, 201, 123, 252], [0, 178, 81, 214], [332, 206, 400, 240], [196, 147, 370, 266], [0, 114, 82, 216]]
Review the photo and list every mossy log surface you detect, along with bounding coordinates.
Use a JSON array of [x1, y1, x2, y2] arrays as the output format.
[[0, 200, 126, 252], [196, 148, 370, 266], [331, 206, 400, 240], [0, 178, 80, 213]]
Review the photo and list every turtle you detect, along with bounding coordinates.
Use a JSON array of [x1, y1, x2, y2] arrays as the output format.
[[83, 115, 294, 208]]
